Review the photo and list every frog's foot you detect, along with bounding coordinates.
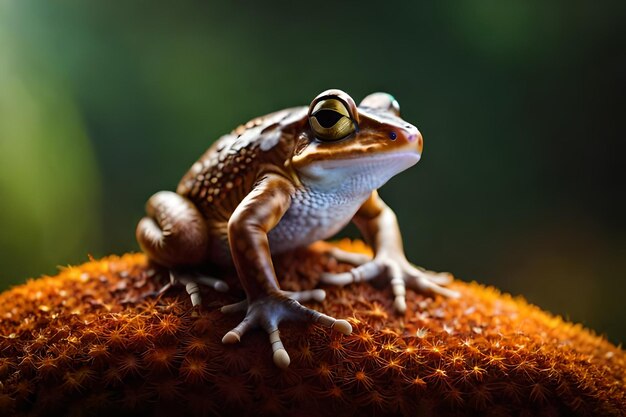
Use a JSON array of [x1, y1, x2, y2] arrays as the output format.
[[221, 292, 351, 368], [321, 255, 459, 313], [159, 271, 229, 307]]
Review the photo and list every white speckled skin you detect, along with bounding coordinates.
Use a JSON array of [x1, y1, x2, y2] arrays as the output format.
[[268, 185, 369, 253]]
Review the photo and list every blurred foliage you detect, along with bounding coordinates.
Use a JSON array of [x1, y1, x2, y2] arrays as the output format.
[[0, 4, 101, 285], [0, 1, 624, 342]]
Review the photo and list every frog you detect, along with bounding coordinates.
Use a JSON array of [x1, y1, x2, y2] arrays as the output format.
[[136, 89, 459, 368]]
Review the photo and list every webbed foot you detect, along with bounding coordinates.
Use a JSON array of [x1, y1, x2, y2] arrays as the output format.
[[221, 292, 351, 368], [321, 250, 459, 313]]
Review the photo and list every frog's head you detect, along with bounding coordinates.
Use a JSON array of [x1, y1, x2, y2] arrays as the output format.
[[292, 89, 423, 191]]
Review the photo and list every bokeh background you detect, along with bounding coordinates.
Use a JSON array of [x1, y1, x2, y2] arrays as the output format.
[[1, 1, 624, 343]]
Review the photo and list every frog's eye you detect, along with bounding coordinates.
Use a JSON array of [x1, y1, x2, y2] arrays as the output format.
[[309, 98, 356, 141]]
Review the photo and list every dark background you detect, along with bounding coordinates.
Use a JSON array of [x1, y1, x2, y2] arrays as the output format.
[[1, 1, 624, 343]]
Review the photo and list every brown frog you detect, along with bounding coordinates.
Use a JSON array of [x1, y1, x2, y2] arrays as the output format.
[[137, 89, 458, 368]]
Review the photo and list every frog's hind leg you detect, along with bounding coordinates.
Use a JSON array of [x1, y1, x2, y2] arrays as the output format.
[[137, 191, 210, 266], [137, 191, 229, 306], [136, 191, 209, 267]]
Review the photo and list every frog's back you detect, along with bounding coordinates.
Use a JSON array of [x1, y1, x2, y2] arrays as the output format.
[[176, 107, 307, 229]]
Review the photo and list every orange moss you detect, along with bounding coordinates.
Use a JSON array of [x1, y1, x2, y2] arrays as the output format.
[[0, 240, 624, 417]]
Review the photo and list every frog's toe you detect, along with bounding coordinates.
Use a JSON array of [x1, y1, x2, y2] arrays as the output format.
[[194, 276, 230, 293], [282, 289, 326, 303], [326, 246, 373, 266], [168, 271, 229, 307], [183, 280, 202, 307], [405, 268, 460, 299], [220, 299, 249, 314], [221, 315, 254, 344], [223, 321, 291, 368], [317, 315, 352, 335], [412, 268, 454, 286], [379, 261, 457, 313], [269, 329, 290, 368], [320, 260, 384, 286], [282, 297, 352, 335], [388, 264, 408, 314]]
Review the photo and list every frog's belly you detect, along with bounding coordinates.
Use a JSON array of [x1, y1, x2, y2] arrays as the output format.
[[268, 187, 368, 254]]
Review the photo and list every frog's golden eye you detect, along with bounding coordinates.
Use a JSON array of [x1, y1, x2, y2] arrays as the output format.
[[309, 98, 356, 141]]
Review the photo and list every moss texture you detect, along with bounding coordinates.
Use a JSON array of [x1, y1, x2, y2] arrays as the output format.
[[0, 240, 624, 417]]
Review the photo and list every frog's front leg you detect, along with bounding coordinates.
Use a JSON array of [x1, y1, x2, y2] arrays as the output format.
[[221, 174, 351, 368], [322, 191, 459, 313]]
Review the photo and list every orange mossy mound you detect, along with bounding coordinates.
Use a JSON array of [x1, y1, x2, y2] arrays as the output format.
[[0, 240, 624, 417]]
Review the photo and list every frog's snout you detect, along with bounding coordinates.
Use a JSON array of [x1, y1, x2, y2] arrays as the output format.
[[412, 131, 424, 154], [389, 125, 423, 155]]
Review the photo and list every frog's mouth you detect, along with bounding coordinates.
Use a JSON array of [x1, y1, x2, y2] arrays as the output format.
[[298, 151, 420, 191], [311, 151, 420, 170]]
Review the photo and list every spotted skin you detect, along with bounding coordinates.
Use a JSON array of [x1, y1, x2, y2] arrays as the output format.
[[136, 89, 458, 368]]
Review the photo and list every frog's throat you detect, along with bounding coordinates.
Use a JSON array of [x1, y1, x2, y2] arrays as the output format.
[[296, 152, 420, 193]]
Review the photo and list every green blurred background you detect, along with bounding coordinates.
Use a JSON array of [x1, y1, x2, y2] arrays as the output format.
[[0, 1, 624, 343]]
